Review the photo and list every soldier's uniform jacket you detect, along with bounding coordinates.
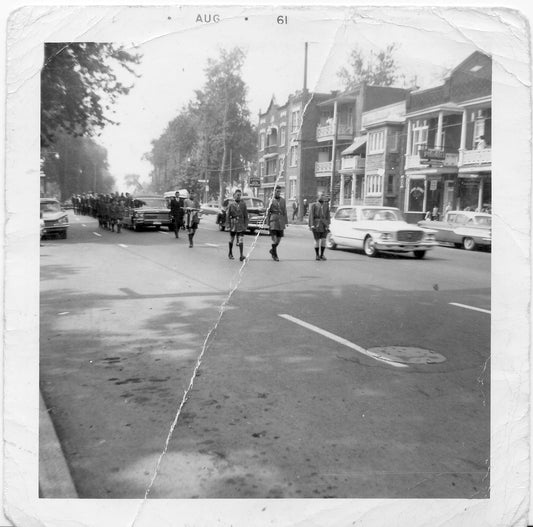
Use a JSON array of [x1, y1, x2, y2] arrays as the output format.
[[267, 197, 288, 230], [308, 201, 331, 233], [184, 198, 200, 228], [226, 200, 249, 232]]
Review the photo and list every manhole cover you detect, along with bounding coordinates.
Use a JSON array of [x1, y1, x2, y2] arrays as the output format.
[[367, 346, 446, 365]]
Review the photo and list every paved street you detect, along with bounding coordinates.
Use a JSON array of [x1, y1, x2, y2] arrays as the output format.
[[40, 211, 490, 499]]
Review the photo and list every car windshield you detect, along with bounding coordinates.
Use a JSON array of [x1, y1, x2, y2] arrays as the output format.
[[243, 198, 264, 208], [362, 208, 402, 221], [40, 201, 61, 213], [136, 198, 166, 208], [474, 216, 491, 226]]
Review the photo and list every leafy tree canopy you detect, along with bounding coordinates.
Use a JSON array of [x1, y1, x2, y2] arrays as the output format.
[[41, 42, 141, 147], [338, 44, 399, 89]]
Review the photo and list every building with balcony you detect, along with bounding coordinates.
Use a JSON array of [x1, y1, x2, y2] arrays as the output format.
[[403, 51, 492, 221], [258, 90, 328, 206], [357, 100, 406, 207], [315, 85, 408, 205]]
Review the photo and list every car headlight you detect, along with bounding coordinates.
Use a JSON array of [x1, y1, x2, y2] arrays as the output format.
[[135, 212, 144, 218], [380, 232, 392, 241], [58, 216, 68, 224], [424, 233, 436, 241]]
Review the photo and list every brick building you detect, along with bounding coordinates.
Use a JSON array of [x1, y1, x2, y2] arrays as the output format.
[[403, 51, 492, 221]]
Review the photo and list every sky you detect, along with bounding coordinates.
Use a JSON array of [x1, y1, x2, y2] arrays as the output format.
[[91, 6, 497, 189]]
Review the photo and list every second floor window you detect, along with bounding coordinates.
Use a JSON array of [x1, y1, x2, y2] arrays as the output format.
[[291, 110, 300, 132], [410, 119, 428, 155], [259, 133, 265, 150], [368, 131, 385, 154], [280, 126, 286, 146], [290, 145, 298, 167], [389, 131, 399, 152]]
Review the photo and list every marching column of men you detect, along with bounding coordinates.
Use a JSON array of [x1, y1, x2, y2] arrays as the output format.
[[70, 188, 331, 261]]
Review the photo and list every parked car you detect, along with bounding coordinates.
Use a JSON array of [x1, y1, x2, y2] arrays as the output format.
[[216, 196, 266, 234], [200, 201, 221, 215], [327, 206, 437, 259], [417, 210, 491, 251], [122, 195, 172, 231], [40, 198, 69, 239]]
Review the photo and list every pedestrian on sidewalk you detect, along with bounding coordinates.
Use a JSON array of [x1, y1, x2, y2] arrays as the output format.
[[308, 192, 330, 260], [292, 199, 299, 220], [266, 185, 288, 261], [226, 189, 249, 261], [184, 191, 200, 248]]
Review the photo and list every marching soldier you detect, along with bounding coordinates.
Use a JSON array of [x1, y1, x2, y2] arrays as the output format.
[[184, 191, 201, 248], [266, 185, 288, 261], [308, 192, 331, 260], [226, 189, 249, 261]]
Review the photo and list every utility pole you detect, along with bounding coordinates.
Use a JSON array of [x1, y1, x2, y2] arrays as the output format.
[[329, 100, 339, 205], [298, 42, 309, 221]]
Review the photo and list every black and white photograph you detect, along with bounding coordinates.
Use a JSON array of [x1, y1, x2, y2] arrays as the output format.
[[2, 3, 531, 527]]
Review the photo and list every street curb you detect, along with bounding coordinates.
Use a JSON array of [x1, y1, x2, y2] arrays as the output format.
[[39, 392, 78, 498]]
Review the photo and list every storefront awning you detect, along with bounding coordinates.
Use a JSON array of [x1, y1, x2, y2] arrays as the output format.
[[341, 136, 366, 156]]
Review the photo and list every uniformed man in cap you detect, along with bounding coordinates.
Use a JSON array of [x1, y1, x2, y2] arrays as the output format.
[[308, 192, 331, 260], [226, 188, 249, 261], [266, 185, 288, 261]]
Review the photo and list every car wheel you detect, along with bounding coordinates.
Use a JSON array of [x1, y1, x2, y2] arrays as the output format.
[[134, 223, 141, 232], [249, 228, 256, 234], [326, 232, 337, 250], [363, 236, 378, 257], [413, 250, 426, 259], [463, 237, 476, 251]]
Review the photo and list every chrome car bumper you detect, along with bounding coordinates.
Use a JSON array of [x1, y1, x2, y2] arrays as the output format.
[[374, 240, 438, 252]]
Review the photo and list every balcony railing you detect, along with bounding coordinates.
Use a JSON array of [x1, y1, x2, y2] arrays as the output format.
[[405, 152, 459, 169], [315, 160, 341, 175], [459, 148, 491, 166], [316, 123, 353, 141], [341, 155, 365, 171]]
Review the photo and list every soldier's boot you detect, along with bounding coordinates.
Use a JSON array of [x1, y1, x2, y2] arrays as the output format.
[[228, 242, 234, 259], [320, 245, 327, 260], [239, 243, 245, 261], [117, 223, 121, 233], [315, 247, 320, 260], [188, 234, 194, 248]]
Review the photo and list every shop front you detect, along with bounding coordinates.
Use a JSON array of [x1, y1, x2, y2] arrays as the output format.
[[456, 172, 491, 212]]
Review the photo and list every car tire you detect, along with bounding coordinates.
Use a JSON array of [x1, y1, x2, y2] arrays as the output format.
[[249, 228, 256, 235], [413, 250, 426, 259], [134, 223, 141, 232], [363, 236, 378, 257], [463, 237, 476, 251], [326, 232, 337, 250]]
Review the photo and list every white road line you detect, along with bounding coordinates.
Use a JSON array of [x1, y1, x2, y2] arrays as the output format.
[[204, 243, 219, 247], [92, 232, 102, 237], [118, 244, 128, 248], [449, 302, 491, 314], [81, 224, 87, 227], [158, 230, 168, 235], [278, 314, 408, 369]]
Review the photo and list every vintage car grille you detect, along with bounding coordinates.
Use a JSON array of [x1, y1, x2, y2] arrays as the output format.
[[144, 213, 168, 220], [397, 230, 423, 242]]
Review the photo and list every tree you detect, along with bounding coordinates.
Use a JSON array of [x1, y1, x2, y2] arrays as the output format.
[[41, 43, 141, 147], [338, 44, 398, 89], [41, 132, 114, 199], [192, 48, 256, 203], [124, 174, 143, 193], [144, 48, 256, 202]]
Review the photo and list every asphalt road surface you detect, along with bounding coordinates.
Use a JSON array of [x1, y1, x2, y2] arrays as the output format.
[[40, 211, 490, 499]]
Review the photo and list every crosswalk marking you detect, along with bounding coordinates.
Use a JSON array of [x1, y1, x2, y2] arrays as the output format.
[[92, 232, 102, 237], [279, 314, 408, 369], [118, 244, 128, 248], [449, 302, 491, 314]]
